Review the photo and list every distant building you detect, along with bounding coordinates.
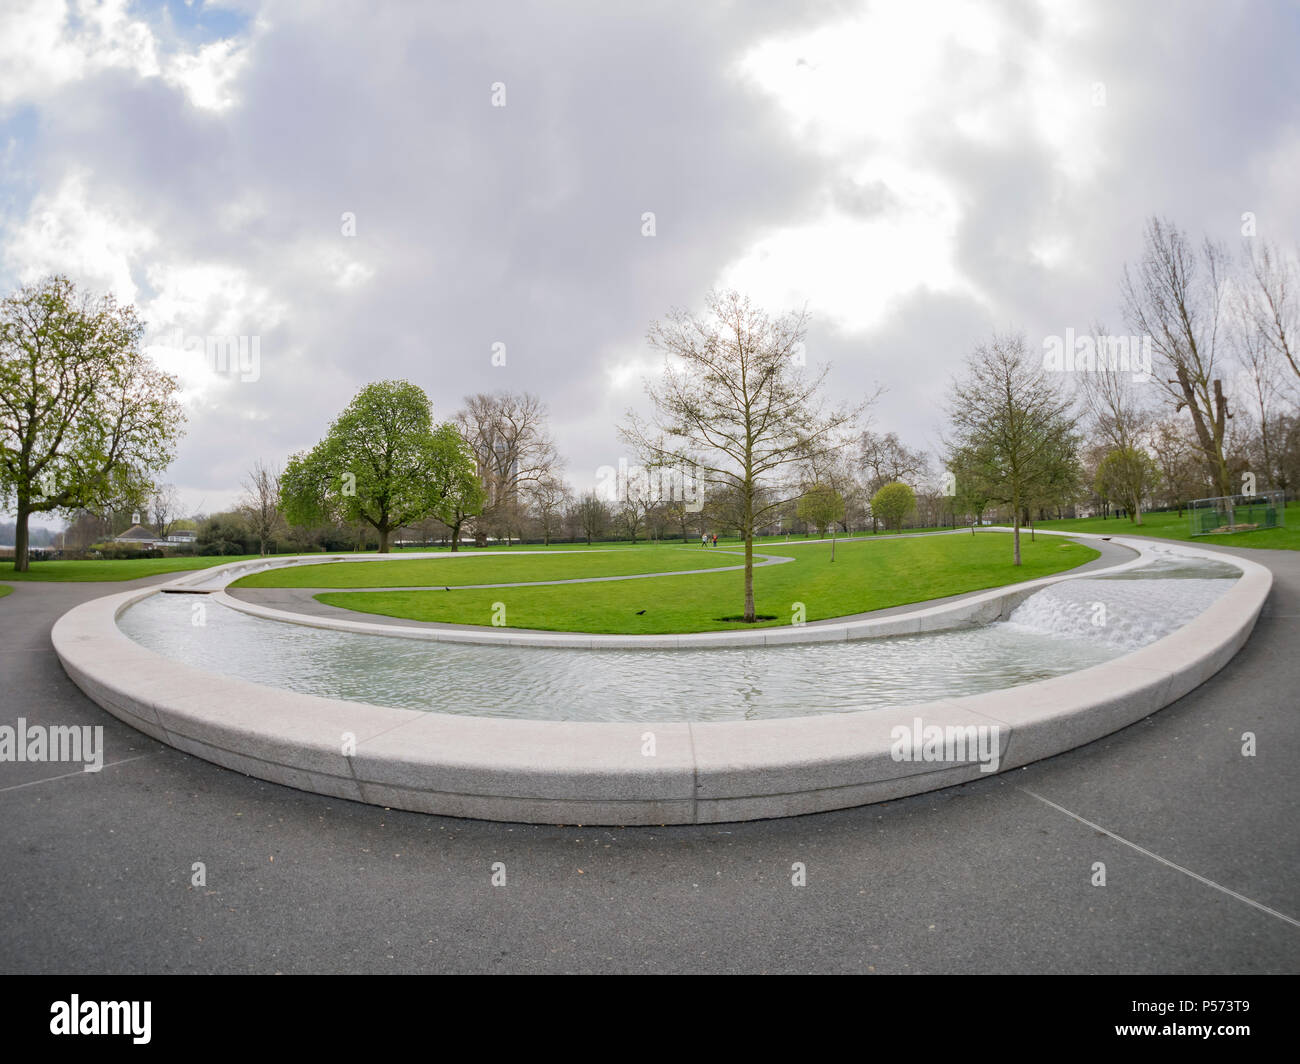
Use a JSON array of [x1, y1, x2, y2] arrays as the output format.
[[112, 524, 194, 548], [114, 523, 160, 544]]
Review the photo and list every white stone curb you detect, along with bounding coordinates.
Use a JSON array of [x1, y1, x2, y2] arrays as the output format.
[[49, 533, 1271, 824]]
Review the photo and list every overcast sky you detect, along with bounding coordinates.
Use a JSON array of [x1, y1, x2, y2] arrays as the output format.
[[3, 0, 1299, 526]]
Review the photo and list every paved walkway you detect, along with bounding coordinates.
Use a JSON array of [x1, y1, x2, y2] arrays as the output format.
[[1, 538, 1297, 973]]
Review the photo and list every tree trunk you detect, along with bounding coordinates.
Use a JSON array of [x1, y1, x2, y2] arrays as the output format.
[[450, 520, 462, 552], [743, 487, 755, 622], [378, 527, 390, 553], [1012, 493, 1022, 566], [13, 497, 30, 572]]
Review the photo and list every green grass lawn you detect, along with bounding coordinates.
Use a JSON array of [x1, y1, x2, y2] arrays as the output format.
[[315, 532, 1099, 634], [1037, 502, 1299, 551], [0, 584, 12, 598], [0, 554, 263, 582], [391, 529, 955, 553], [0, 531, 949, 583], [232, 547, 748, 588]]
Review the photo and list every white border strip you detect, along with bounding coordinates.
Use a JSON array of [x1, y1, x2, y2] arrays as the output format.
[[49, 533, 1271, 825]]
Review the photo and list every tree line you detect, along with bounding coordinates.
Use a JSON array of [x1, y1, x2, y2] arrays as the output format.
[[5, 214, 1297, 604], [943, 216, 1300, 563]]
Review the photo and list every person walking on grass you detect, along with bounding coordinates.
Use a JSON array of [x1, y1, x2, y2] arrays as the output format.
[[701, 532, 708, 548], [712, 533, 718, 548]]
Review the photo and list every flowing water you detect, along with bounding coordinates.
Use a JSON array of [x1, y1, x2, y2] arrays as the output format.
[[116, 553, 1239, 722]]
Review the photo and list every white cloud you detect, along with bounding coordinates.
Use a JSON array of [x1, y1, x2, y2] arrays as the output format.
[[0, 0, 159, 105], [725, 0, 1111, 329], [719, 162, 984, 332], [163, 35, 250, 111], [139, 259, 286, 405], [5, 170, 157, 301], [0, 0, 252, 112]]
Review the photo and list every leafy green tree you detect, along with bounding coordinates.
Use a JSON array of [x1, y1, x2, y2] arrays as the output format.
[[869, 481, 916, 531], [196, 512, 254, 556], [860, 431, 928, 532], [945, 444, 994, 532], [797, 481, 845, 559], [438, 457, 488, 552], [280, 380, 480, 553], [0, 275, 185, 571], [1095, 446, 1161, 522]]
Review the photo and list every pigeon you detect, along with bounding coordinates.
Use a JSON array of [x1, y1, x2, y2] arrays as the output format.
[[635, 610, 646, 615]]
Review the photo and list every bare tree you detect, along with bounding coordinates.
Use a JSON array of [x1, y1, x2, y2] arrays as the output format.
[[150, 483, 182, 540], [622, 290, 866, 621], [859, 431, 929, 532], [455, 392, 562, 544], [1149, 417, 1207, 514], [1076, 325, 1156, 523], [572, 491, 610, 546], [62, 509, 109, 553], [947, 333, 1080, 565], [1236, 291, 1287, 495], [802, 449, 865, 533], [240, 460, 282, 557], [1239, 240, 1300, 394], [616, 465, 656, 544], [1121, 217, 1234, 496], [662, 498, 700, 543], [409, 513, 453, 548], [524, 475, 571, 546]]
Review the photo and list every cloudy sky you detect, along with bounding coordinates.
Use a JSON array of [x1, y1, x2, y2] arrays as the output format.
[[3, 0, 1298, 524]]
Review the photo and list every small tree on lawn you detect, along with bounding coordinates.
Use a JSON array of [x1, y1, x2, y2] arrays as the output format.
[[946, 333, 1080, 565], [796, 482, 845, 559], [870, 481, 916, 531], [1095, 446, 1160, 523], [622, 290, 866, 622], [240, 460, 283, 557]]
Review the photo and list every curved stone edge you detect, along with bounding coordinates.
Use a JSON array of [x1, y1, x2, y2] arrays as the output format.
[[49, 537, 1271, 825], [202, 531, 1147, 649]]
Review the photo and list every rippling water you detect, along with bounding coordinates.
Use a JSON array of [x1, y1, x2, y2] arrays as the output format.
[[116, 554, 1238, 722]]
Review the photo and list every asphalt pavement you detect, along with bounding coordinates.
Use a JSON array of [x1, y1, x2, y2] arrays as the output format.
[[1, 539, 1296, 973]]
